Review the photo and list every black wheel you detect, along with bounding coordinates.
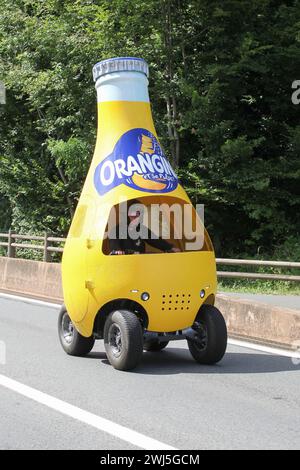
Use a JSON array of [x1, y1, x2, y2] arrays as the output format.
[[104, 310, 143, 371], [144, 340, 169, 352], [58, 304, 95, 356], [188, 304, 227, 365]]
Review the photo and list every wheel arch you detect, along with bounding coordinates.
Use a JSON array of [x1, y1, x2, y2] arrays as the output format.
[[204, 293, 215, 306], [93, 298, 149, 338]]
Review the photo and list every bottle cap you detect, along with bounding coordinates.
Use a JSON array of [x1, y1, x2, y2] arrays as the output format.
[[93, 57, 149, 82]]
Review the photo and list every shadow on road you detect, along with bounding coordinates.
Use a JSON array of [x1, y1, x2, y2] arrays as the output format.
[[85, 351, 107, 360], [86, 346, 300, 375]]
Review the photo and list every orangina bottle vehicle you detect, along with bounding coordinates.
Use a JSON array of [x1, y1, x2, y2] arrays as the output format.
[[58, 57, 227, 371]]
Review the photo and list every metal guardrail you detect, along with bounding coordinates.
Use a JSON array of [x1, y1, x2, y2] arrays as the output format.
[[0, 230, 65, 262], [0, 231, 299, 281], [216, 258, 300, 282]]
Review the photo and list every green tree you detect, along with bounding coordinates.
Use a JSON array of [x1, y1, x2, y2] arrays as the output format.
[[0, 0, 299, 259]]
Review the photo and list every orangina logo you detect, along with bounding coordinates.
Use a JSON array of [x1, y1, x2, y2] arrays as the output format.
[[94, 128, 178, 196]]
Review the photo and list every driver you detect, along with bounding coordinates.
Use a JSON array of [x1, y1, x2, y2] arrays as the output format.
[[108, 201, 180, 255]]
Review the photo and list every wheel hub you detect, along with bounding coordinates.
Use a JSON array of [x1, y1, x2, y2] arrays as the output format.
[[193, 321, 208, 351], [108, 323, 123, 357], [62, 312, 74, 345]]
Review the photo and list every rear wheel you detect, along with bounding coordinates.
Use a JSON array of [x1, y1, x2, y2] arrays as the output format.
[[104, 310, 143, 371], [144, 340, 169, 352], [58, 305, 95, 356], [188, 304, 227, 364]]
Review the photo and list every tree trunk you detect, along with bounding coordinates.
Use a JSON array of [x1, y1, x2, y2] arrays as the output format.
[[56, 164, 75, 219], [162, 0, 180, 168]]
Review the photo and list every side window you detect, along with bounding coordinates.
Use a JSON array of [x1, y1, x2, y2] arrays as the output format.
[[102, 197, 213, 255]]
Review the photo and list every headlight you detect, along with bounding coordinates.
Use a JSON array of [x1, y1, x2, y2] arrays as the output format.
[[141, 292, 150, 301], [200, 289, 205, 298]]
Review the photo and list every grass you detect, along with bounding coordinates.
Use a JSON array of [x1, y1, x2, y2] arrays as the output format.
[[218, 279, 300, 295]]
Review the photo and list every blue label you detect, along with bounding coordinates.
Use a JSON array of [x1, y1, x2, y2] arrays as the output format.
[[94, 128, 178, 196]]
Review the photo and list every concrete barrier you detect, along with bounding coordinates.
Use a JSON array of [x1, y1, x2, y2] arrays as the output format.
[[216, 294, 300, 350], [0, 256, 299, 350], [0, 257, 63, 302]]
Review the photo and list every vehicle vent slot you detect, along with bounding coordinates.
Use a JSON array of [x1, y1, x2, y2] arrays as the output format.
[[161, 293, 191, 312]]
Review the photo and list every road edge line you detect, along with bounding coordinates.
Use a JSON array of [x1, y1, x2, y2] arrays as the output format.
[[0, 292, 61, 309], [228, 338, 300, 359]]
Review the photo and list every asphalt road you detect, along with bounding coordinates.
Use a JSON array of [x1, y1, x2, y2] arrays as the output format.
[[0, 296, 300, 450]]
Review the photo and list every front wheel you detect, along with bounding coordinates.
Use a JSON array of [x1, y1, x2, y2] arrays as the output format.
[[188, 304, 227, 365], [58, 305, 95, 356], [104, 310, 143, 371]]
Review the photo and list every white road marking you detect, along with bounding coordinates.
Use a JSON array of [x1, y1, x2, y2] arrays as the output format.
[[1, 292, 300, 361], [0, 292, 61, 309], [228, 338, 300, 359], [0, 374, 176, 450]]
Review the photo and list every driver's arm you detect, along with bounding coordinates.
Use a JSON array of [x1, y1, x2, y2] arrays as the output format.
[[145, 228, 175, 252]]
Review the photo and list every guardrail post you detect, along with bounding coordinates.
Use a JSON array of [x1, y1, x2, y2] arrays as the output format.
[[7, 229, 16, 258], [43, 232, 51, 262]]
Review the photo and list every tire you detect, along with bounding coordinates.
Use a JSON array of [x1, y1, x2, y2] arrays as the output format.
[[144, 340, 169, 352], [104, 310, 143, 371], [58, 304, 95, 356], [187, 304, 227, 365]]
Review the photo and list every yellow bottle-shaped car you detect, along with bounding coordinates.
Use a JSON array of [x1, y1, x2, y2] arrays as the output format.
[[58, 57, 227, 370]]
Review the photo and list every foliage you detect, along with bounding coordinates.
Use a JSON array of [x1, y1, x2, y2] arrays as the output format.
[[0, 0, 299, 259]]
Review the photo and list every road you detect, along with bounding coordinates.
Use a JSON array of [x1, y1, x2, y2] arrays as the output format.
[[0, 296, 300, 450], [222, 292, 300, 311]]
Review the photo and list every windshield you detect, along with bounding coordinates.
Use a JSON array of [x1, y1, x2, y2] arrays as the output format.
[[102, 196, 213, 255]]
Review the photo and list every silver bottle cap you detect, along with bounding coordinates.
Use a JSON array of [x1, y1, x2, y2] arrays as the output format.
[[93, 57, 149, 82]]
